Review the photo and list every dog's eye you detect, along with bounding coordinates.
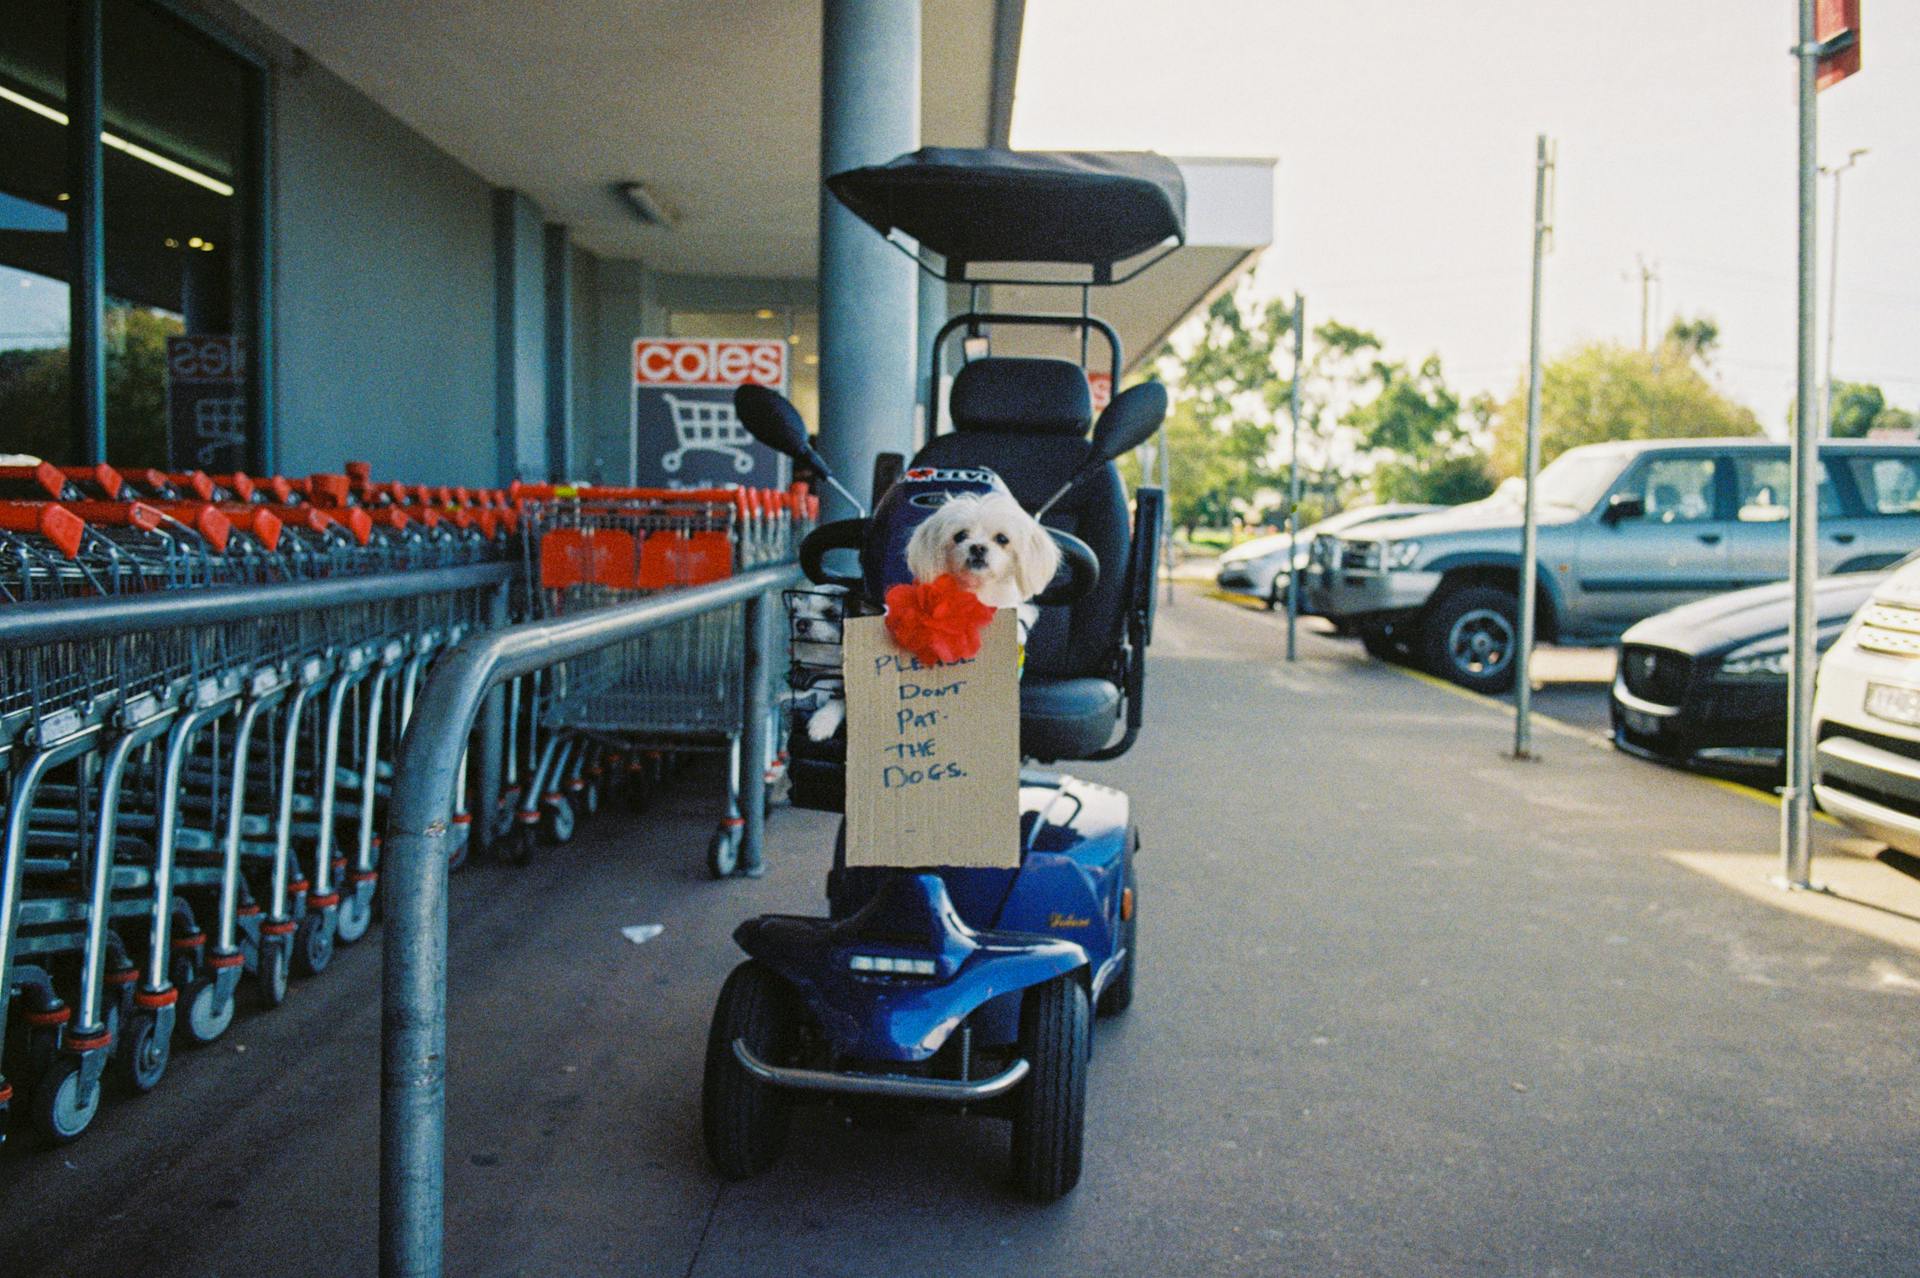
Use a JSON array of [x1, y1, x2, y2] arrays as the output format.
[[952, 530, 968, 545], [993, 533, 1009, 546]]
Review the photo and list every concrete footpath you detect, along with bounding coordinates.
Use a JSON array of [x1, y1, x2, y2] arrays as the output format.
[[4, 588, 1918, 1277]]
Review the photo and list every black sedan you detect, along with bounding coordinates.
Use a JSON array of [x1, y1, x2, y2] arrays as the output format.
[[1610, 572, 1884, 776]]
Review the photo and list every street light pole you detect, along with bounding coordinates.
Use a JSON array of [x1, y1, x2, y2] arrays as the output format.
[[1514, 134, 1553, 761], [1781, 0, 1822, 889], [1820, 147, 1867, 435], [1285, 292, 1305, 662]]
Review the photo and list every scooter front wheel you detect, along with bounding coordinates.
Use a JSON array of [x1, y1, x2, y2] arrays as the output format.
[[1010, 974, 1088, 1202], [702, 960, 798, 1179]]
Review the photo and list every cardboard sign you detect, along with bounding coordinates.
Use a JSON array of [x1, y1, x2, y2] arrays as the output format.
[[842, 611, 1019, 869]]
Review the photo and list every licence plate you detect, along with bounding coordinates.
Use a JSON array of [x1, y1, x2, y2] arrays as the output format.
[[1865, 681, 1920, 728], [1622, 708, 1663, 736]]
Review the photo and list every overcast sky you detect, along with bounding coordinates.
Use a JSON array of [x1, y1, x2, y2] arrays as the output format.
[[1010, 0, 1919, 435]]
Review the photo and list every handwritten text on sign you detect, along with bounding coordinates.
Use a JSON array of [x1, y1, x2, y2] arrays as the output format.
[[842, 611, 1018, 869]]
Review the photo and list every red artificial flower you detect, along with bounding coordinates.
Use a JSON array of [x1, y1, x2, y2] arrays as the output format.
[[884, 573, 996, 666]]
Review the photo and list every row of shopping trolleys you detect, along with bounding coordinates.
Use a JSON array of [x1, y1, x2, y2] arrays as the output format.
[[0, 462, 812, 1147]]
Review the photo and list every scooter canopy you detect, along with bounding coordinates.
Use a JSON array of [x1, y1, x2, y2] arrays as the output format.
[[826, 147, 1187, 283]]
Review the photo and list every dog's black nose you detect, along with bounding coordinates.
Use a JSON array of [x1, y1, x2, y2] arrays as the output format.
[[965, 543, 988, 566]]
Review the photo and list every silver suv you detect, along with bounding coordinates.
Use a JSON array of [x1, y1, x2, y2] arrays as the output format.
[[1305, 438, 1920, 691]]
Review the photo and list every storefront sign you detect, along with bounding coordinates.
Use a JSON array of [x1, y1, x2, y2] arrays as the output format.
[[630, 337, 789, 486], [841, 611, 1019, 869], [165, 334, 247, 472]]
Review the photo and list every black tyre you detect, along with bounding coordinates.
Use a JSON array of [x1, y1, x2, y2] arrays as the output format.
[[1009, 975, 1089, 1202], [32, 1056, 99, 1145], [707, 829, 740, 880], [702, 960, 799, 1180], [1265, 575, 1288, 611], [1420, 585, 1520, 693], [504, 823, 536, 867], [1359, 626, 1406, 663], [294, 911, 334, 977], [113, 1010, 169, 1095]]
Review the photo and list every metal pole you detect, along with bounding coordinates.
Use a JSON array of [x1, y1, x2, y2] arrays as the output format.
[[473, 585, 509, 854], [1285, 293, 1305, 662], [1782, 0, 1821, 889], [68, 0, 105, 465], [380, 564, 800, 1276], [1821, 149, 1865, 435], [739, 590, 771, 877], [1515, 135, 1552, 760], [1159, 424, 1175, 607]]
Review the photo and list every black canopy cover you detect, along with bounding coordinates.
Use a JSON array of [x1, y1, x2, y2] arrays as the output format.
[[826, 148, 1187, 277]]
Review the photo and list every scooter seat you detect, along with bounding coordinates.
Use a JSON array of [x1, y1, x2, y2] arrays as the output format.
[[1020, 675, 1120, 762]]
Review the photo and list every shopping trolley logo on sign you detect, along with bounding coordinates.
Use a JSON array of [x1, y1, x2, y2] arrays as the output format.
[[632, 338, 789, 484]]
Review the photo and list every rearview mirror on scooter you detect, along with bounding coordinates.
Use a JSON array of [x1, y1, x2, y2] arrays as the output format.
[[1035, 381, 1169, 519], [734, 385, 868, 516]]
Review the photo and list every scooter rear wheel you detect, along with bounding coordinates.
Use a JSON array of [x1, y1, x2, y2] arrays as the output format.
[[1010, 974, 1088, 1202], [702, 960, 798, 1179]]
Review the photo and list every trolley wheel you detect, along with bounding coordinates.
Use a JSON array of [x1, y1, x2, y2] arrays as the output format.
[[32, 1056, 100, 1145], [580, 780, 602, 818], [335, 890, 374, 945], [114, 1011, 170, 1095], [294, 912, 334, 977], [257, 943, 290, 1009], [1009, 975, 1089, 1202], [541, 795, 577, 845], [505, 824, 537, 867], [182, 979, 235, 1045], [707, 828, 741, 879], [702, 960, 799, 1179]]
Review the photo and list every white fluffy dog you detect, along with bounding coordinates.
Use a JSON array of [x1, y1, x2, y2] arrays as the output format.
[[905, 490, 1060, 619]]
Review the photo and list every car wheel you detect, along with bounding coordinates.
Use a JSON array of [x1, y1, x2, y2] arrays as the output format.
[[1359, 626, 1407, 663], [1265, 576, 1286, 611], [1421, 586, 1520, 693]]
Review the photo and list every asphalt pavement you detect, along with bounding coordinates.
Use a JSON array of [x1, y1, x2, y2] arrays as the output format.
[[4, 587, 1918, 1277]]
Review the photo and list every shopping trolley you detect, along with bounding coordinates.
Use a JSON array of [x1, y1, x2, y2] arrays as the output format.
[[510, 483, 815, 874], [1, 464, 512, 1147]]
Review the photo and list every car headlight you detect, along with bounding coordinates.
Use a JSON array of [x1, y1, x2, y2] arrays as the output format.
[[1384, 540, 1421, 570], [1716, 646, 1790, 679]]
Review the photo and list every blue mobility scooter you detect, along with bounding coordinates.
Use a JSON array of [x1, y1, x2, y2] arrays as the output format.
[[701, 148, 1181, 1201]]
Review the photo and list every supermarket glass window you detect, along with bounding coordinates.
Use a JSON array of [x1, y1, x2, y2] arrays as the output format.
[[1732, 455, 1840, 521], [0, 1, 262, 469], [0, 2, 71, 462], [1842, 455, 1920, 516]]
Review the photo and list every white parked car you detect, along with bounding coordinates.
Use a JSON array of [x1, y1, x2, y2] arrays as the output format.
[[1215, 504, 1439, 609], [1812, 553, 1920, 854]]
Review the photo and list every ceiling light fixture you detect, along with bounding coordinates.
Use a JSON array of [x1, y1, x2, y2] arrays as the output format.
[[615, 181, 675, 229], [0, 84, 235, 197]]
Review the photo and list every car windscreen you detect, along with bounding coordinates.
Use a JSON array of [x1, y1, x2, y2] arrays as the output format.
[[1528, 451, 1632, 513]]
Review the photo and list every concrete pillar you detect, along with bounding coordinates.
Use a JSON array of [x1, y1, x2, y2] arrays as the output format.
[[817, 0, 921, 514], [543, 224, 573, 481], [913, 271, 951, 450], [492, 189, 548, 484]]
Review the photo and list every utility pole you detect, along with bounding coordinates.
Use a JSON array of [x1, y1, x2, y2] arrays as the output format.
[[1635, 256, 1659, 351], [1514, 134, 1554, 761], [1821, 147, 1868, 436], [1285, 292, 1305, 662]]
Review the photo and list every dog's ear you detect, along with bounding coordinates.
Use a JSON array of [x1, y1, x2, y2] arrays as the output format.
[[1012, 511, 1062, 600], [904, 505, 950, 584]]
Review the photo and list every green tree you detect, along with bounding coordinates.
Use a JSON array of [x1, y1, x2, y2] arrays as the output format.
[[1819, 380, 1920, 439], [0, 303, 179, 465], [1488, 340, 1761, 477], [1118, 397, 1251, 536], [1665, 315, 1720, 363], [1342, 355, 1495, 506]]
